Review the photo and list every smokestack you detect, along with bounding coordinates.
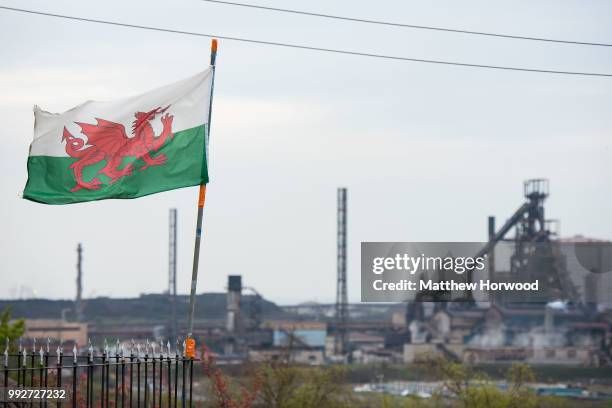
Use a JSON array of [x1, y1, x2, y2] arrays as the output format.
[[168, 209, 178, 340], [75, 243, 83, 322], [488, 216, 496, 275], [226, 275, 242, 333]]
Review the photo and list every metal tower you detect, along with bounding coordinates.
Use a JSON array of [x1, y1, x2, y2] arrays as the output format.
[[75, 243, 83, 322], [335, 188, 349, 356], [168, 209, 178, 340]]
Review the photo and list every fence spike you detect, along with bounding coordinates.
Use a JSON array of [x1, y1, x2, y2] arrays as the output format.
[[88, 341, 94, 362], [146, 339, 150, 355], [56, 345, 61, 365], [104, 338, 109, 354], [73, 344, 78, 364], [152, 342, 156, 357], [131, 338, 135, 354], [22, 348, 27, 366], [4, 337, 8, 352], [3, 345, 7, 367], [39, 346, 44, 365], [167, 340, 171, 356], [32, 337, 37, 352], [115, 339, 120, 355], [46, 337, 51, 353]]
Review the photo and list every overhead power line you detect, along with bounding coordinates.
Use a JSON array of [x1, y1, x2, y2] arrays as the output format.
[[201, 0, 612, 47], [1, 5, 611, 77]]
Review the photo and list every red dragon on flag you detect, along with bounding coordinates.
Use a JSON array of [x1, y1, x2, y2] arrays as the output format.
[[62, 106, 174, 192]]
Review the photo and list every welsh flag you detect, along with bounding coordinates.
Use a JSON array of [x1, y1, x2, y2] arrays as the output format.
[[23, 69, 213, 204]]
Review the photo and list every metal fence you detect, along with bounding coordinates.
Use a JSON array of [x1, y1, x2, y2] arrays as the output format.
[[2, 339, 198, 408]]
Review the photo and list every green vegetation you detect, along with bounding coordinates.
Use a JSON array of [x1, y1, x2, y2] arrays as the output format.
[[0, 307, 25, 352], [199, 355, 612, 408]]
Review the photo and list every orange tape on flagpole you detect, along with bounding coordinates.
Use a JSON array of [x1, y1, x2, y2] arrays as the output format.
[[198, 184, 207, 208]]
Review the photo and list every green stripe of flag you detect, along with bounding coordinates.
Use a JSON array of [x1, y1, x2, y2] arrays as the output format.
[[24, 125, 207, 205]]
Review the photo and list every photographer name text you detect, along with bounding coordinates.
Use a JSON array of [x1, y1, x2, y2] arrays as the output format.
[[372, 279, 539, 292]]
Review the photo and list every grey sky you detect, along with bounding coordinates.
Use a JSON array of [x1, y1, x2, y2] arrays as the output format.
[[0, 0, 610, 304]]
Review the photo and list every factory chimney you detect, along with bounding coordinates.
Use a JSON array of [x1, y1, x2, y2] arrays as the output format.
[[75, 243, 83, 322], [168, 209, 178, 340], [488, 216, 496, 275], [226, 275, 242, 333]]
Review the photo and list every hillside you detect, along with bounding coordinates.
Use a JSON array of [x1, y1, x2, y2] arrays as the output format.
[[0, 292, 290, 323]]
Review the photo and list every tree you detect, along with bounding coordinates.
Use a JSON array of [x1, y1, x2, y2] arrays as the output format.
[[200, 344, 262, 408], [422, 355, 541, 408], [258, 364, 353, 408], [259, 364, 302, 408], [506, 363, 537, 408], [287, 366, 352, 408], [0, 307, 25, 352]]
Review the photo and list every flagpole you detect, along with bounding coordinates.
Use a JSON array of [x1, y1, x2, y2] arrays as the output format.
[[187, 39, 217, 340]]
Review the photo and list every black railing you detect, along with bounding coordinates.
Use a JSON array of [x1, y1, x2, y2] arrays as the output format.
[[2, 340, 197, 408]]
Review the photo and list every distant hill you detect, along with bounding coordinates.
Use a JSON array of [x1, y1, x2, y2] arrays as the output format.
[[0, 293, 290, 323]]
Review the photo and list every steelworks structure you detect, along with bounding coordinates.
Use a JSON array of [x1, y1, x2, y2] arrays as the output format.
[[468, 179, 579, 304]]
